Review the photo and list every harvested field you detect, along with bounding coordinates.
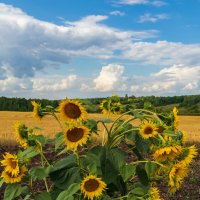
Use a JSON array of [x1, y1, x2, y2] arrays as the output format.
[[0, 111, 199, 145]]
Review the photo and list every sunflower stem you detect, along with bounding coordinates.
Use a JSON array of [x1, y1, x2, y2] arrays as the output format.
[[134, 109, 162, 122], [39, 147, 50, 192], [158, 134, 166, 144], [51, 112, 64, 131], [44, 178, 49, 192], [130, 160, 166, 168]]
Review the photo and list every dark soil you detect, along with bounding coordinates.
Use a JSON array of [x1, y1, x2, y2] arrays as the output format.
[[0, 143, 200, 200]]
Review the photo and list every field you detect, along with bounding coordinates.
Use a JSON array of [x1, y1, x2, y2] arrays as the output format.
[[0, 111, 200, 146], [0, 111, 200, 199]]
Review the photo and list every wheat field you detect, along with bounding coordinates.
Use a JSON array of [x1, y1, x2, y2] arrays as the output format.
[[0, 111, 199, 146]]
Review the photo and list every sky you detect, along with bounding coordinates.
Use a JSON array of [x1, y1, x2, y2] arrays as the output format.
[[0, 0, 200, 99]]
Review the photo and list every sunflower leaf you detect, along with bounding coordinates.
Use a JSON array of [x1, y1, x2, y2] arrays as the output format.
[[35, 192, 51, 200], [56, 183, 80, 200], [4, 183, 22, 200]]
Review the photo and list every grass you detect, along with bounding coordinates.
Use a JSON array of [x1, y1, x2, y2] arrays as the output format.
[[0, 111, 199, 146]]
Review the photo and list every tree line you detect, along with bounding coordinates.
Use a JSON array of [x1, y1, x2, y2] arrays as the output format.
[[0, 95, 199, 115]]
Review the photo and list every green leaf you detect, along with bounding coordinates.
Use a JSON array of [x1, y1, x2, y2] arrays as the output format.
[[0, 178, 4, 188], [56, 183, 80, 200], [50, 156, 81, 190], [55, 132, 64, 150], [50, 155, 76, 172], [35, 192, 51, 200], [145, 162, 157, 178], [100, 149, 127, 195], [130, 111, 144, 119], [136, 166, 149, 186], [36, 135, 46, 145], [4, 183, 22, 200], [21, 186, 29, 197], [29, 166, 51, 180], [132, 187, 147, 196], [120, 164, 136, 182], [20, 146, 39, 162], [135, 134, 151, 154], [99, 119, 113, 123], [125, 130, 137, 144], [84, 119, 98, 134]]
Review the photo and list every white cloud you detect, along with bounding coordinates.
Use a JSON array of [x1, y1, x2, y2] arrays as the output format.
[[123, 41, 200, 66], [110, 10, 125, 16], [32, 75, 77, 91], [116, 0, 166, 6], [183, 81, 198, 90], [0, 3, 157, 79], [138, 13, 169, 23], [129, 65, 200, 95], [93, 64, 126, 92]]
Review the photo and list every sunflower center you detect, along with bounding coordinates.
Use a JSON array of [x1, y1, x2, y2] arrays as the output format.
[[6, 171, 17, 178], [144, 126, 153, 135], [66, 128, 84, 142], [157, 126, 165, 133], [84, 179, 100, 192], [9, 158, 18, 169], [64, 103, 81, 119]]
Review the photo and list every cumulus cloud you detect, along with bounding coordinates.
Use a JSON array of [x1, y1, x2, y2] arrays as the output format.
[[116, 0, 166, 6], [32, 75, 77, 91], [138, 13, 169, 23], [129, 65, 200, 95], [0, 3, 158, 79], [93, 64, 127, 92], [123, 41, 200, 66]]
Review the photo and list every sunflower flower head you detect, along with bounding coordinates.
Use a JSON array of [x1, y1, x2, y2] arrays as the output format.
[[181, 131, 187, 144], [64, 126, 90, 150], [148, 187, 162, 200], [100, 94, 122, 116], [1, 152, 20, 176], [172, 107, 179, 130], [153, 145, 183, 162], [168, 162, 188, 193], [80, 175, 106, 200], [1, 165, 27, 184], [139, 120, 158, 139], [14, 122, 29, 149], [59, 99, 87, 122], [31, 101, 44, 120], [179, 145, 198, 166]]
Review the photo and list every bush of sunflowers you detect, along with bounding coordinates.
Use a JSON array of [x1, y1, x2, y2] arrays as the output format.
[[0, 94, 198, 200]]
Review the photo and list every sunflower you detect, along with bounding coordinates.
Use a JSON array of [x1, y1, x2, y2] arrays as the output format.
[[31, 101, 44, 120], [1, 165, 27, 184], [100, 99, 109, 115], [148, 187, 162, 200], [14, 122, 28, 149], [153, 145, 182, 162], [100, 96, 122, 115], [180, 145, 198, 166], [64, 126, 90, 150], [139, 120, 158, 139], [173, 107, 179, 130], [181, 131, 187, 144], [168, 162, 188, 193], [163, 135, 172, 142], [59, 99, 87, 122], [1, 152, 19, 176], [80, 175, 106, 200]]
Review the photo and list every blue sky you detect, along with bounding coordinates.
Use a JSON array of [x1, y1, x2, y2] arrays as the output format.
[[0, 0, 200, 99]]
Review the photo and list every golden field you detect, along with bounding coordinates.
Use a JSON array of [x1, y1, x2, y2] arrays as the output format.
[[0, 111, 199, 146]]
